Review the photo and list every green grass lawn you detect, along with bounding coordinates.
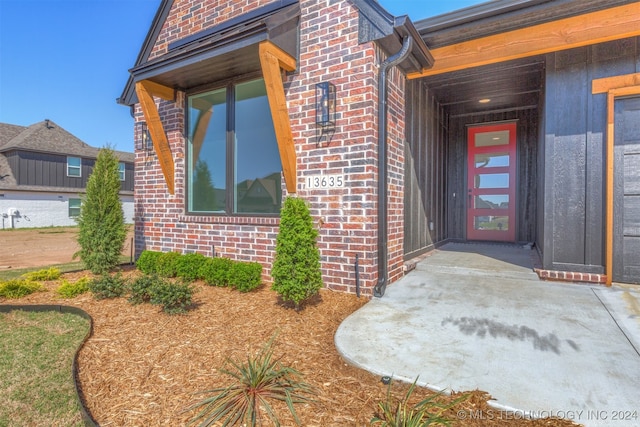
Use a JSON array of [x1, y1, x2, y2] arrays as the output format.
[[0, 309, 90, 427]]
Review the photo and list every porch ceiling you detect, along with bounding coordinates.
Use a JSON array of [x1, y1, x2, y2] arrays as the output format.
[[420, 57, 544, 118]]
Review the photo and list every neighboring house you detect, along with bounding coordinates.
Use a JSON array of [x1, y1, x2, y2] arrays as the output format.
[[0, 120, 135, 229], [119, 0, 640, 295]]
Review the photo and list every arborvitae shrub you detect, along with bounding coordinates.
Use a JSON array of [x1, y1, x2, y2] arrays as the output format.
[[56, 277, 90, 298], [176, 253, 207, 281], [89, 274, 127, 299], [271, 197, 323, 309], [200, 257, 233, 287], [74, 147, 127, 274], [136, 250, 162, 274], [231, 262, 263, 293], [156, 252, 182, 278]]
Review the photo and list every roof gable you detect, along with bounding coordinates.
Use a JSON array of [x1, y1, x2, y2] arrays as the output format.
[[0, 123, 27, 149], [0, 120, 134, 162]]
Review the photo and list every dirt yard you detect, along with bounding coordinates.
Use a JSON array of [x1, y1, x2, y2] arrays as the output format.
[[0, 227, 135, 270]]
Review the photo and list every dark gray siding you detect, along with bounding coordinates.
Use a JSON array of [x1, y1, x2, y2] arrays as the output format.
[[542, 37, 640, 273], [404, 79, 448, 258], [6, 150, 134, 192]]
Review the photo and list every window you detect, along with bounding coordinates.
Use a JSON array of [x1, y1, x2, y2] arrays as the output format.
[[67, 157, 81, 177], [187, 78, 282, 214], [69, 198, 81, 217], [118, 163, 125, 181]]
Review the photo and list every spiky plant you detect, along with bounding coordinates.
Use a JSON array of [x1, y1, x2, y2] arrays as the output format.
[[372, 378, 468, 427], [186, 335, 315, 426]]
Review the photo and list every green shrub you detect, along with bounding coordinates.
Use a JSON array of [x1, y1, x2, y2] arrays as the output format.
[[0, 279, 42, 299], [176, 252, 207, 281], [56, 277, 90, 298], [185, 334, 314, 426], [136, 250, 162, 274], [230, 262, 263, 293], [74, 147, 127, 274], [128, 274, 159, 304], [199, 257, 233, 287], [89, 274, 127, 299], [22, 267, 61, 281], [149, 279, 194, 314], [156, 252, 182, 278], [271, 197, 323, 309]]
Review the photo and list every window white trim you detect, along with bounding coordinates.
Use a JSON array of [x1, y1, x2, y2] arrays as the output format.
[[67, 156, 81, 177], [118, 162, 126, 181]]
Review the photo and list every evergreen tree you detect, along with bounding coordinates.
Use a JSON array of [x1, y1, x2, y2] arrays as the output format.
[[192, 159, 217, 211], [271, 197, 323, 309], [74, 147, 126, 274]]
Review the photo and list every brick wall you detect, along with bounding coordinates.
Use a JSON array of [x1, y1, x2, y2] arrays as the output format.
[[134, 0, 408, 296]]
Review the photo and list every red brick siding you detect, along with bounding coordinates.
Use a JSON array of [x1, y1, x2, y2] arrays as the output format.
[[134, 0, 408, 295]]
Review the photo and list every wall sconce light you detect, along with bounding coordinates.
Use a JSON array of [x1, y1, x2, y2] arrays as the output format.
[[135, 121, 153, 152], [315, 82, 336, 146]]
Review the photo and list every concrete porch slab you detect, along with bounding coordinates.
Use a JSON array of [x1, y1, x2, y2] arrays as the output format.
[[335, 243, 640, 427]]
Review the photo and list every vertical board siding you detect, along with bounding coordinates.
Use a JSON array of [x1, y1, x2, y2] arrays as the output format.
[[6, 150, 134, 193], [543, 37, 639, 273], [404, 79, 448, 258]]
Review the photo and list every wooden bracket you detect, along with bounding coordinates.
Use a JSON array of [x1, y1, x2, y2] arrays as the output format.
[[259, 41, 297, 194], [135, 80, 176, 194]]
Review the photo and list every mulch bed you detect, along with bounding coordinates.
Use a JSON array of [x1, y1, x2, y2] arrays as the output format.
[[8, 268, 580, 427]]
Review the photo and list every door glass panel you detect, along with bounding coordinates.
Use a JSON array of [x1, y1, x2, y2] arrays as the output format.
[[474, 215, 509, 231], [475, 152, 509, 168], [474, 195, 509, 209], [474, 130, 510, 147], [474, 173, 509, 189]]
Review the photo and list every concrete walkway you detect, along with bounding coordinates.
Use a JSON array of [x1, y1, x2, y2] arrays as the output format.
[[335, 243, 640, 427]]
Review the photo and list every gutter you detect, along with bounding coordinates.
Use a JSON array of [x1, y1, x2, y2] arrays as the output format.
[[373, 35, 413, 298]]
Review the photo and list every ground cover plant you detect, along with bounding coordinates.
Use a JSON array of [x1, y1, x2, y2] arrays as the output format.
[[0, 278, 42, 298], [56, 277, 91, 299], [0, 309, 89, 426]]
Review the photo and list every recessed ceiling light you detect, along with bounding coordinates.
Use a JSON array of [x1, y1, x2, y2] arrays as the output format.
[[479, 98, 491, 104]]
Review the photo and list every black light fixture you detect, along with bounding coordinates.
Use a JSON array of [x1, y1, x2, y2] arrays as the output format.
[[135, 121, 153, 152], [315, 81, 336, 146]]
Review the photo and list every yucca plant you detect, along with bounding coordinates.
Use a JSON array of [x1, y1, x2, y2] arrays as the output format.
[[186, 335, 315, 426], [372, 378, 468, 427]]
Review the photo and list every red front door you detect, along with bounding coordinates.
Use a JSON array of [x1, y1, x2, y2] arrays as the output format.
[[467, 123, 517, 242]]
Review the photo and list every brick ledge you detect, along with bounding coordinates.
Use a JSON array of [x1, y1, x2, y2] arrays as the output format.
[[534, 268, 607, 285]]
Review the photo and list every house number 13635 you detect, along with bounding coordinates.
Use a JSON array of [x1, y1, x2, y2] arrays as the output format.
[[305, 174, 344, 189]]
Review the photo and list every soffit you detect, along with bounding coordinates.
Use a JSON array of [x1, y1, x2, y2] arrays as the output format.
[[416, 0, 638, 48], [421, 57, 545, 118]]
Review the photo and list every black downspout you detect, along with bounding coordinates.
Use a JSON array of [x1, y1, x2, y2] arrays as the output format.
[[373, 35, 413, 298]]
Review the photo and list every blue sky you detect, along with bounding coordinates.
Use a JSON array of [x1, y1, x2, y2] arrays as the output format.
[[0, 0, 485, 153]]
